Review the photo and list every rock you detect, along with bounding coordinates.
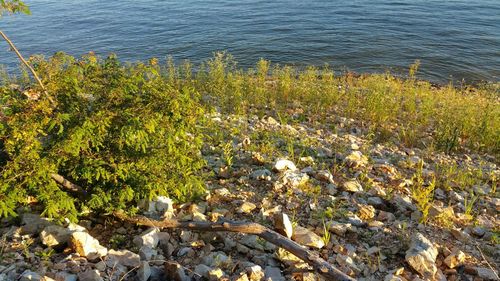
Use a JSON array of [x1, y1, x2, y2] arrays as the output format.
[[326, 183, 338, 195], [20, 213, 52, 235], [283, 171, 309, 188], [251, 169, 272, 181], [342, 180, 363, 193], [327, 221, 351, 236], [238, 202, 257, 214], [377, 211, 395, 222], [405, 233, 438, 278], [336, 254, 361, 273], [133, 227, 160, 248], [471, 226, 486, 237], [367, 196, 384, 207], [40, 225, 73, 247], [246, 265, 264, 281], [94, 261, 106, 271], [475, 267, 499, 280], [264, 267, 285, 281], [274, 159, 296, 172], [19, 270, 42, 281], [264, 116, 279, 126], [450, 228, 472, 242], [347, 215, 365, 227], [444, 249, 465, 269], [164, 261, 189, 281], [155, 196, 174, 214], [345, 151, 368, 168], [239, 235, 276, 252], [69, 232, 108, 260], [139, 245, 156, 260], [394, 194, 416, 212], [358, 204, 376, 220], [315, 170, 334, 183], [54, 272, 77, 281], [274, 213, 293, 239], [202, 251, 231, 267], [107, 249, 141, 268], [136, 262, 151, 281], [77, 270, 103, 281], [291, 226, 324, 249], [233, 272, 250, 281], [208, 268, 225, 281], [194, 264, 212, 278]]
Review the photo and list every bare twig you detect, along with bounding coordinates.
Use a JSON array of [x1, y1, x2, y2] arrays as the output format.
[[114, 211, 356, 281], [0, 30, 55, 104], [50, 173, 87, 196], [475, 243, 499, 280]]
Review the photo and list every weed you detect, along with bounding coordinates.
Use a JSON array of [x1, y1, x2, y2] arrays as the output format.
[[410, 160, 435, 224]]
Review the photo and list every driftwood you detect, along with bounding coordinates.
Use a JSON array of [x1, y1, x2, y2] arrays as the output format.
[[114, 211, 356, 281]]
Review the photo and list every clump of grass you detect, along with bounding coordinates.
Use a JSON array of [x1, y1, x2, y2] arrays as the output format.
[[410, 161, 436, 224]]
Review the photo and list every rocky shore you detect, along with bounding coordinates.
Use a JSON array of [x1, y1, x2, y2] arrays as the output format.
[[1, 112, 498, 281]]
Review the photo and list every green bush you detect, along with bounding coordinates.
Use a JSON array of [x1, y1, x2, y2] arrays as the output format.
[[0, 53, 206, 220]]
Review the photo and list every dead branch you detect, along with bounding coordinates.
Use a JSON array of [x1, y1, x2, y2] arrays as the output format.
[[50, 173, 86, 196], [114, 211, 356, 281], [0, 30, 55, 105]]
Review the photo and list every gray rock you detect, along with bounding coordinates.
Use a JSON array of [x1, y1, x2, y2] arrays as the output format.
[[274, 159, 296, 172], [327, 221, 351, 236], [405, 233, 438, 278], [274, 213, 293, 239], [164, 261, 190, 281], [20, 213, 52, 235], [155, 196, 174, 214], [107, 249, 141, 268], [40, 225, 73, 247], [251, 169, 272, 181], [326, 183, 338, 195], [194, 264, 212, 278], [237, 202, 257, 214], [291, 226, 324, 249], [315, 170, 334, 183], [78, 270, 103, 281], [139, 245, 156, 260], [208, 268, 225, 281], [136, 262, 151, 281], [54, 272, 77, 281], [283, 171, 309, 188], [264, 267, 285, 281], [475, 267, 499, 280], [133, 228, 160, 249], [246, 265, 264, 281], [367, 196, 384, 207], [19, 270, 41, 281], [342, 180, 363, 193], [471, 226, 486, 237], [239, 235, 276, 251], [202, 251, 231, 267], [345, 150, 368, 168], [69, 231, 108, 260]]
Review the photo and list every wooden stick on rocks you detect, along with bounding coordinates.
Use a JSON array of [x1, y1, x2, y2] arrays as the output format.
[[114, 211, 356, 281]]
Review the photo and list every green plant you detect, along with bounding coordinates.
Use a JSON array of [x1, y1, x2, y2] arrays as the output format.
[[410, 161, 435, 224], [0, 0, 30, 16], [464, 191, 479, 220], [35, 247, 54, 262], [0, 53, 207, 220], [321, 219, 331, 245], [222, 141, 234, 168]]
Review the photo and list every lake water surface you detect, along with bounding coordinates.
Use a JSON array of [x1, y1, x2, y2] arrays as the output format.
[[1, 0, 499, 83]]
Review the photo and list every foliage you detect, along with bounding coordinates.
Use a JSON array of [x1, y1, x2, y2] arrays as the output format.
[[0, 53, 206, 220], [0, 0, 30, 17], [410, 161, 435, 224]]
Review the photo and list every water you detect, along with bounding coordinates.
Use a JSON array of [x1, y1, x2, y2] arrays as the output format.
[[1, 0, 499, 83]]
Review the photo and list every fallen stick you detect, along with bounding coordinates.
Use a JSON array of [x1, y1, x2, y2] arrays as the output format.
[[50, 173, 87, 196], [114, 211, 356, 281]]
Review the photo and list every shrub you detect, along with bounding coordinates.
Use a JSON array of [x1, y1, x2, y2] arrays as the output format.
[[0, 53, 206, 220]]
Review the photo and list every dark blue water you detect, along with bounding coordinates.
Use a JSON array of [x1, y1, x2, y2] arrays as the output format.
[[1, 0, 499, 83]]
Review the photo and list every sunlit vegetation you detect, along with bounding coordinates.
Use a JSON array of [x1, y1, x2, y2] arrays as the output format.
[[0, 52, 498, 220]]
